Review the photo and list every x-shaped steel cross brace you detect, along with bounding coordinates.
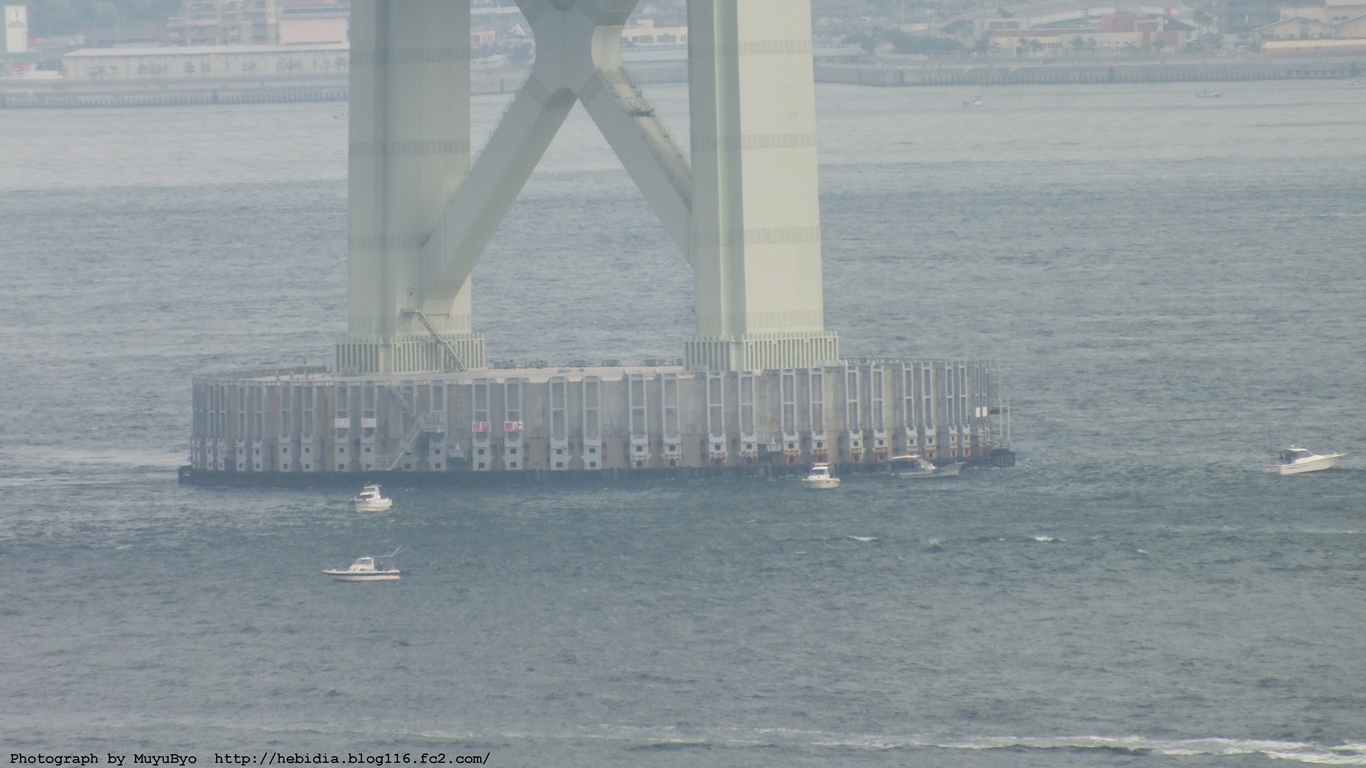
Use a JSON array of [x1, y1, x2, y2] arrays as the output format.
[[419, 0, 694, 315]]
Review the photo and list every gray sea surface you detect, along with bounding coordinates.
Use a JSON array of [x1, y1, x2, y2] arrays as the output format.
[[1, 80, 1364, 765]]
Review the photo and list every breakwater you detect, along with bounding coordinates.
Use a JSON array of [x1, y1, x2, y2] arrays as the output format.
[[0, 71, 519, 109], [0, 80, 348, 108], [8, 55, 1360, 109], [0, 60, 696, 109], [816, 55, 1366, 87]]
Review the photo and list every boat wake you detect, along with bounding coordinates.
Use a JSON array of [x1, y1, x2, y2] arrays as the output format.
[[419, 728, 1366, 764], [27, 715, 1365, 764], [925, 736, 1366, 763], [739, 732, 1364, 763]]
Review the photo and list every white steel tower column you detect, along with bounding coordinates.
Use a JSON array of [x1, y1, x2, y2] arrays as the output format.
[[683, 0, 839, 371], [338, 0, 484, 375]]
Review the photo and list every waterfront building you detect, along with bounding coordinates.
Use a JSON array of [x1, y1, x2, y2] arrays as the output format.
[[1222, 0, 1284, 38], [62, 42, 347, 80], [1256, 4, 1366, 50], [622, 18, 688, 47], [166, 0, 349, 47], [989, 14, 1194, 55]]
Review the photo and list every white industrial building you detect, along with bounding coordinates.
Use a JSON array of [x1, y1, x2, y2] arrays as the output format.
[[62, 43, 348, 81]]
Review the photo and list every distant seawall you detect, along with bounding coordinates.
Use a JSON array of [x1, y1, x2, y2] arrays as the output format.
[[0, 79, 349, 108], [816, 56, 1366, 87], [0, 71, 522, 109], [0, 61, 690, 109], [4, 56, 1363, 108]]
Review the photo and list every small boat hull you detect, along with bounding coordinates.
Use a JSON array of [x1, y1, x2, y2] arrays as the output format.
[[325, 570, 400, 582], [895, 462, 963, 479], [324, 553, 401, 581], [889, 454, 964, 479], [1276, 454, 1342, 475]]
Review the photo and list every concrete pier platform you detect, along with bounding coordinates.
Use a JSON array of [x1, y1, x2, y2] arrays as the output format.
[[183, 359, 1010, 485]]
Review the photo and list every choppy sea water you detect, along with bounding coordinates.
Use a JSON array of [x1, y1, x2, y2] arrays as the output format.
[[1, 80, 1364, 765]]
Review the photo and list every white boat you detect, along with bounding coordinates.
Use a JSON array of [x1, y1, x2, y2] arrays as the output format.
[[1196, 90, 1224, 98], [963, 96, 983, 107], [889, 454, 964, 479], [353, 484, 392, 513], [324, 548, 401, 582], [1271, 447, 1344, 476], [802, 463, 841, 489]]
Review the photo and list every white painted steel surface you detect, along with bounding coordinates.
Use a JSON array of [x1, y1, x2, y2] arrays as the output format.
[[421, 0, 691, 307], [684, 0, 840, 370], [342, 0, 483, 374]]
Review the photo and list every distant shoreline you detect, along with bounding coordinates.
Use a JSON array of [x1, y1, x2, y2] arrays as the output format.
[[2, 55, 1362, 108], [0, 72, 520, 109], [817, 55, 1366, 87]]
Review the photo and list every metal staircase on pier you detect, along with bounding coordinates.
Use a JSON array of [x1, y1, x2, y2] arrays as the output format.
[[403, 309, 465, 371], [380, 384, 446, 471], [379, 412, 445, 471], [388, 382, 418, 419]]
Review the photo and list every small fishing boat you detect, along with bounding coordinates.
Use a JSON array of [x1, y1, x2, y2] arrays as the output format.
[[353, 484, 392, 513], [802, 463, 840, 489], [963, 96, 984, 107], [889, 454, 963, 479], [1196, 90, 1224, 98], [1271, 447, 1344, 476], [324, 548, 402, 582]]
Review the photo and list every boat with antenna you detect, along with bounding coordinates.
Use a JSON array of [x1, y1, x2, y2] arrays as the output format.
[[324, 547, 402, 582]]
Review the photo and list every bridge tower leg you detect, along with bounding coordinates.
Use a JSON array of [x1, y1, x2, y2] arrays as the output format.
[[683, 0, 839, 371], [338, 0, 485, 375]]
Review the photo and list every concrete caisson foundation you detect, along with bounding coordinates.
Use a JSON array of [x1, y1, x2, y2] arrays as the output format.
[[185, 359, 1010, 484]]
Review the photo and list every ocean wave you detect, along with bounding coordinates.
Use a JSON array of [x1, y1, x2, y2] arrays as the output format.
[[803, 733, 1364, 763], [414, 726, 1366, 764], [621, 729, 1366, 764], [932, 736, 1366, 763], [20, 716, 1364, 765]]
